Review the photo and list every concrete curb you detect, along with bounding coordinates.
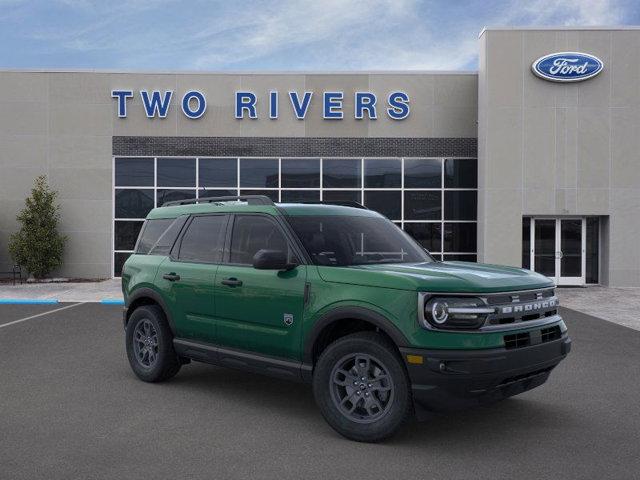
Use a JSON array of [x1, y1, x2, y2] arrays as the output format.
[[100, 299, 125, 305]]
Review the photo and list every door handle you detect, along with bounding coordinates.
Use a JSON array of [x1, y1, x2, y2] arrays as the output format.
[[221, 277, 243, 287], [162, 272, 181, 282]]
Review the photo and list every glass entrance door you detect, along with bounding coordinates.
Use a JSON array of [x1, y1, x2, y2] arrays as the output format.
[[529, 218, 586, 286], [558, 219, 585, 285]]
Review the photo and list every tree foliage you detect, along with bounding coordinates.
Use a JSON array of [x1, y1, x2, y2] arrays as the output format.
[[9, 175, 67, 278]]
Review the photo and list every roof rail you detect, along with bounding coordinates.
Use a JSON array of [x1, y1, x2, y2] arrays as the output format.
[[162, 195, 275, 207], [299, 200, 368, 210]]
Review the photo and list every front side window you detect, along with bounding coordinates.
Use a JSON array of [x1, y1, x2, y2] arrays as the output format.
[[178, 215, 227, 263], [229, 216, 292, 265], [288, 215, 432, 267]]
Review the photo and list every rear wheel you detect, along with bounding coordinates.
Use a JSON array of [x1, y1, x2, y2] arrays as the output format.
[[125, 305, 181, 382], [313, 332, 412, 442]]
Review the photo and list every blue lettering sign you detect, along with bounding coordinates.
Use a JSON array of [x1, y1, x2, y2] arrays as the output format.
[[269, 91, 278, 119], [323, 92, 343, 119], [181, 90, 206, 119], [140, 90, 173, 118], [111, 90, 133, 118], [289, 91, 313, 119], [235, 91, 257, 119], [355, 92, 377, 120], [387, 91, 410, 120]]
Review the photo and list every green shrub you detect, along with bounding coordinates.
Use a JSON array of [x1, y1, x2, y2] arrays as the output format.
[[9, 175, 67, 279]]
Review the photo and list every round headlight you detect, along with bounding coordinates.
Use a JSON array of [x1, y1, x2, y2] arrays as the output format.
[[430, 300, 449, 324]]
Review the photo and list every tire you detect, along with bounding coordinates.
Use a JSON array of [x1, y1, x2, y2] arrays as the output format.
[[125, 305, 181, 382], [313, 331, 412, 442]]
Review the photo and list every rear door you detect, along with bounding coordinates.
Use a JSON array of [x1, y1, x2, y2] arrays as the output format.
[[213, 214, 307, 360], [158, 214, 229, 342]]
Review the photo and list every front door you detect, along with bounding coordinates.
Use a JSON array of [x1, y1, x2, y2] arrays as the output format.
[[214, 214, 307, 360], [530, 218, 585, 286]]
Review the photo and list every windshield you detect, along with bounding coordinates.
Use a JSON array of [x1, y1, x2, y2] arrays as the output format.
[[287, 215, 433, 266]]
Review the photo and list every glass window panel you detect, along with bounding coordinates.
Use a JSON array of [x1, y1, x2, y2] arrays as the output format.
[[281, 158, 320, 188], [281, 190, 320, 203], [114, 221, 143, 251], [364, 191, 401, 220], [230, 215, 291, 265], [404, 159, 441, 188], [443, 223, 477, 253], [522, 217, 531, 269], [586, 217, 599, 284], [239, 190, 279, 202], [403, 223, 442, 252], [322, 190, 361, 204], [178, 215, 227, 263], [157, 158, 196, 187], [443, 254, 477, 262], [199, 158, 237, 187], [322, 159, 361, 188], [404, 191, 441, 220], [444, 190, 477, 220], [198, 189, 238, 199], [149, 216, 189, 256], [431, 253, 443, 261], [364, 158, 401, 188], [135, 218, 174, 254], [157, 189, 196, 207], [114, 252, 132, 277], [115, 189, 154, 218], [240, 158, 278, 188], [115, 158, 154, 186], [444, 159, 477, 188]]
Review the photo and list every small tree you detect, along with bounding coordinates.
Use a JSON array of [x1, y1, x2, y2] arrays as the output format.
[[9, 175, 66, 279]]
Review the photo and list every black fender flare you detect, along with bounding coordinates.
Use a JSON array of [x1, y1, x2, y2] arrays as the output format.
[[125, 287, 176, 335], [303, 306, 409, 365]]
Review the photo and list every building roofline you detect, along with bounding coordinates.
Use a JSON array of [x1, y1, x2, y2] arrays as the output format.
[[0, 67, 478, 76], [479, 25, 640, 38]]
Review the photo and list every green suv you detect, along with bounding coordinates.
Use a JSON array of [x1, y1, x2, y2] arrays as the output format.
[[121, 195, 570, 442]]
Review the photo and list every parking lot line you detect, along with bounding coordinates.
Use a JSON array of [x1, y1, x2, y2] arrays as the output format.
[[0, 302, 83, 329]]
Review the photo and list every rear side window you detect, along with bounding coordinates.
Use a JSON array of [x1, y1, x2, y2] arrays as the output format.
[[135, 218, 174, 254], [178, 215, 227, 263], [229, 215, 294, 265], [148, 215, 188, 255]]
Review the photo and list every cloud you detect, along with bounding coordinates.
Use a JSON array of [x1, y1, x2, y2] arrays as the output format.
[[2, 0, 634, 70]]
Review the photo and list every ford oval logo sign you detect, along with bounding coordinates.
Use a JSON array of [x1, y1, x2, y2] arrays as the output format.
[[532, 52, 604, 82]]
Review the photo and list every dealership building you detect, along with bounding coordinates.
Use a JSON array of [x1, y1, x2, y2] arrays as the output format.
[[0, 26, 639, 286]]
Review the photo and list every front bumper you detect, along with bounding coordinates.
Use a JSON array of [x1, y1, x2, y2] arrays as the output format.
[[400, 334, 571, 414]]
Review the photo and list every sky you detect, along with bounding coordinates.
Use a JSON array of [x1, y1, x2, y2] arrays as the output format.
[[0, 0, 638, 71]]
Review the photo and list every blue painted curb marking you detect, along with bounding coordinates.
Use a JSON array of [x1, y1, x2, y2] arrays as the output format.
[[100, 299, 125, 305], [0, 299, 59, 304]]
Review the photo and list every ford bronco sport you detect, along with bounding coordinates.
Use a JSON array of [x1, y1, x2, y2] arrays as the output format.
[[121, 195, 571, 442]]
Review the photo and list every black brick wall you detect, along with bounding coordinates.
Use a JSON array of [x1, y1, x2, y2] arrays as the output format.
[[113, 136, 477, 158]]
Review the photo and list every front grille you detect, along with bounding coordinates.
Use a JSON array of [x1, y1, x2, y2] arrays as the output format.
[[504, 325, 563, 350], [486, 288, 555, 305], [541, 325, 562, 343], [504, 332, 531, 350], [485, 288, 558, 327]]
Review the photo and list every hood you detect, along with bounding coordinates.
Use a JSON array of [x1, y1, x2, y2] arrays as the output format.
[[317, 261, 554, 293]]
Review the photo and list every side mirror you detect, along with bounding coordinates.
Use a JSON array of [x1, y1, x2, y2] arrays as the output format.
[[252, 249, 297, 271]]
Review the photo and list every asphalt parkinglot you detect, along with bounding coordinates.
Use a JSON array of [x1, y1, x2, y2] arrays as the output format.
[[1, 304, 639, 480]]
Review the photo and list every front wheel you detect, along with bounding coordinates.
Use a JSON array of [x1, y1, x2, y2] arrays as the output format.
[[125, 305, 181, 382], [313, 332, 412, 442]]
